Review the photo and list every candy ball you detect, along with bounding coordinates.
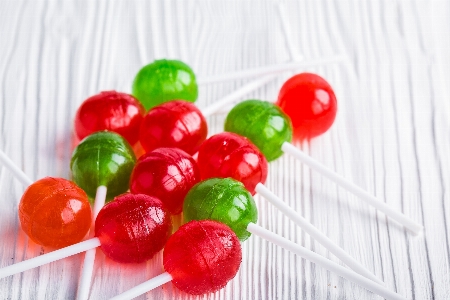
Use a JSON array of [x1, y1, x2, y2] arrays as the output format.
[[197, 132, 267, 195], [95, 193, 172, 263], [276, 73, 337, 140], [70, 131, 136, 201], [139, 100, 207, 155], [74, 91, 145, 145], [183, 178, 257, 241], [163, 220, 241, 295], [19, 177, 92, 248], [224, 99, 293, 161], [130, 148, 200, 215], [132, 59, 198, 110]]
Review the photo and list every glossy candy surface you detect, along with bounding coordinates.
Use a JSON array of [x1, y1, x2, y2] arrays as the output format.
[[95, 193, 172, 263], [19, 177, 92, 249], [224, 99, 293, 161], [132, 59, 198, 110], [130, 148, 200, 214], [163, 220, 241, 295], [74, 91, 145, 145], [197, 132, 267, 195], [139, 100, 207, 155], [70, 131, 136, 201], [276, 73, 337, 140], [183, 178, 257, 241]]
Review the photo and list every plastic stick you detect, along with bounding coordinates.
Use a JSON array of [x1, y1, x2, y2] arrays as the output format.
[[0, 150, 33, 186], [196, 56, 344, 85], [255, 183, 383, 285], [247, 223, 407, 300], [0, 238, 101, 280], [201, 74, 278, 117], [281, 142, 423, 234], [76, 186, 107, 300], [110, 272, 173, 300]]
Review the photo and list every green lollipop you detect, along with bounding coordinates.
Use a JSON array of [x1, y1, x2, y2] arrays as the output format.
[[224, 99, 293, 161], [183, 177, 257, 241], [132, 59, 198, 110], [70, 131, 136, 202]]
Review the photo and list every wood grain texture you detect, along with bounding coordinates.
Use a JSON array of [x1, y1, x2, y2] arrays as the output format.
[[0, 0, 449, 299]]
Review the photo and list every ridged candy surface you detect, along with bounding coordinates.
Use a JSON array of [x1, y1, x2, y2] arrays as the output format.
[[132, 59, 198, 110], [70, 131, 136, 201], [163, 220, 241, 295], [130, 148, 200, 214], [95, 193, 172, 263], [183, 178, 257, 241], [74, 91, 145, 145], [140, 100, 207, 155], [197, 132, 267, 195], [224, 100, 292, 161]]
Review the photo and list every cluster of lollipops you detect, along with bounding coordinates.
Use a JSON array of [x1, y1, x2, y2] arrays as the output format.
[[0, 58, 418, 300]]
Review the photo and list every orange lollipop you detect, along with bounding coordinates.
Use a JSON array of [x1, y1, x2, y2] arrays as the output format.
[[19, 177, 92, 248]]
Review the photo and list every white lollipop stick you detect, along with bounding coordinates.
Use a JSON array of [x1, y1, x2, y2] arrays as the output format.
[[0, 238, 101, 279], [0, 150, 33, 186], [255, 183, 383, 285], [110, 272, 173, 300], [247, 223, 407, 300], [76, 186, 107, 300], [196, 57, 344, 85], [281, 142, 423, 234]]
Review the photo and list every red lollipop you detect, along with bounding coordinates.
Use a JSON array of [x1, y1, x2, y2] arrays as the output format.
[[130, 147, 200, 214], [276, 73, 337, 140], [95, 193, 172, 263], [197, 132, 268, 195], [139, 100, 207, 155], [75, 91, 145, 145], [164, 220, 242, 294], [110, 220, 242, 299]]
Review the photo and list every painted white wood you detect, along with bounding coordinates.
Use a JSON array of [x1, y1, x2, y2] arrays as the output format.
[[0, 0, 449, 299]]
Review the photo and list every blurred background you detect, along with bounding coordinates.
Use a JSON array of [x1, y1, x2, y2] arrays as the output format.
[[0, 0, 449, 299]]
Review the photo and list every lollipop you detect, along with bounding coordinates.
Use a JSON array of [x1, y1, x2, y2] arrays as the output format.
[[197, 132, 268, 195], [184, 178, 258, 241], [19, 177, 92, 248], [130, 147, 200, 214], [132, 59, 198, 110], [276, 73, 337, 140], [0, 151, 92, 249], [139, 100, 207, 155], [74, 91, 145, 146], [0, 193, 172, 278], [224, 99, 423, 234], [225, 100, 292, 161], [70, 131, 136, 202], [110, 220, 242, 299]]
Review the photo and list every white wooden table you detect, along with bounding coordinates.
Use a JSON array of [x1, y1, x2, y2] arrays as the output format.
[[0, 1, 449, 299]]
